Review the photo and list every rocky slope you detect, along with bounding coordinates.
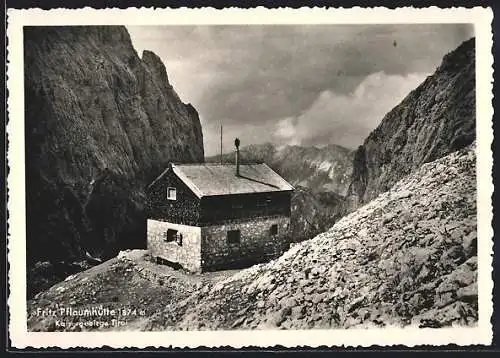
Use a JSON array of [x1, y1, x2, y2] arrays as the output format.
[[167, 144, 478, 330], [24, 26, 204, 296], [207, 143, 354, 195], [27, 144, 477, 331], [346, 38, 475, 209]]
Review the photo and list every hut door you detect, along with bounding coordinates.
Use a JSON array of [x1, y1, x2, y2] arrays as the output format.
[[227, 229, 241, 254]]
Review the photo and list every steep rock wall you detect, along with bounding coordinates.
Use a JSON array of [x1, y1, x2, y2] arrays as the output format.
[[24, 26, 204, 267]]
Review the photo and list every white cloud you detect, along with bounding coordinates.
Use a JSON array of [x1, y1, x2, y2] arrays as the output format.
[[203, 71, 428, 155], [273, 71, 429, 148], [275, 117, 297, 139]]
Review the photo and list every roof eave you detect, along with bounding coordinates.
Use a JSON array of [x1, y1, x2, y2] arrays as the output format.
[[261, 162, 295, 190], [199, 188, 294, 198], [147, 166, 172, 189]]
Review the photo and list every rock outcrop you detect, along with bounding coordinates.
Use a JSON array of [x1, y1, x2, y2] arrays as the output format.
[[24, 26, 204, 295], [346, 38, 475, 208]]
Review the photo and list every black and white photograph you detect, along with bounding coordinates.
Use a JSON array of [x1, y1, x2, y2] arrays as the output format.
[[7, 7, 493, 348]]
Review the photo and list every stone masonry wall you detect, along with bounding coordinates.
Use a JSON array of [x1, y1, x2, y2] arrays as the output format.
[[200, 216, 291, 271], [147, 219, 201, 272]]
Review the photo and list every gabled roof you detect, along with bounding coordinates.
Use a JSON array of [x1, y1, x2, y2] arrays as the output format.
[[149, 163, 294, 198]]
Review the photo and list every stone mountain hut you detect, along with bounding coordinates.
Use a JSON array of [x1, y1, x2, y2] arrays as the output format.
[[146, 139, 294, 273]]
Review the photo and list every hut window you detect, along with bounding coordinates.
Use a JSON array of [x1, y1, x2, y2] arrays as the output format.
[[227, 230, 241, 245], [165, 229, 178, 242], [270, 224, 278, 236], [166, 187, 177, 200]]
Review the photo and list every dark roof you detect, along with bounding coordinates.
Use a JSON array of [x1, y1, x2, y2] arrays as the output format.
[[151, 163, 294, 198]]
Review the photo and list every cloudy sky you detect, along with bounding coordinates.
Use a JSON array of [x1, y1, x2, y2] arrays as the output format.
[[127, 24, 473, 156]]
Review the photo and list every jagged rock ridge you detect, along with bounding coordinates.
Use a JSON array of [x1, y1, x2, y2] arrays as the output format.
[[346, 37, 475, 208], [24, 26, 204, 296]]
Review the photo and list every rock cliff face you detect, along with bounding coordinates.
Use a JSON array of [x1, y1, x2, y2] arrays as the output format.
[[24, 26, 204, 280], [347, 38, 475, 208]]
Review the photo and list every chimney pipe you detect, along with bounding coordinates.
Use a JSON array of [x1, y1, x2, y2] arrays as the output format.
[[234, 137, 240, 176], [220, 125, 223, 165]]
